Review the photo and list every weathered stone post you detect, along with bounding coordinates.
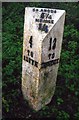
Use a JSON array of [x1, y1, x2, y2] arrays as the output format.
[[22, 7, 65, 111]]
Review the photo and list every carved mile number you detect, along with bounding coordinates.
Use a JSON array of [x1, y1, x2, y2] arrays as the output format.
[[48, 38, 57, 59], [38, 23, 48, 33], [49, 38, 57, 50], [29, 36, 33, 48]]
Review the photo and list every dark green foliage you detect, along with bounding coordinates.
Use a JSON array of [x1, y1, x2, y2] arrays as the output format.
[[2, 2, 79, 119]]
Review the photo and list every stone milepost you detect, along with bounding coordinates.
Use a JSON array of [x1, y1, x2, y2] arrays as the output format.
[[22, 7, 65, 111]]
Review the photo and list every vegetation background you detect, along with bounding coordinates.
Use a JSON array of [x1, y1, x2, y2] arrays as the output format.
[[2, 2, 79, 119]]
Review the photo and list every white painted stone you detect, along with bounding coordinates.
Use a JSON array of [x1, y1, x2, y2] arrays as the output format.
[[22, 7, 65, 111]]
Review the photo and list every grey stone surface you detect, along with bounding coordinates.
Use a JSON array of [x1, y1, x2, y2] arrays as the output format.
[[22, 7, 65, 111]]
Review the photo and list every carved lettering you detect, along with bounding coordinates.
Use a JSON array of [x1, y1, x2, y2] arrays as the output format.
[[24, 56, 38, 68], [41, 58, 59, 68]]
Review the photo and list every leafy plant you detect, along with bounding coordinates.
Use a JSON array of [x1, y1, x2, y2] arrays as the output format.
[[57, 110, 70, 120]]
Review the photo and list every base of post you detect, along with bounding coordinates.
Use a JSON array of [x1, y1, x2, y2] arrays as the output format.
[[22, 84, 56, 111]]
